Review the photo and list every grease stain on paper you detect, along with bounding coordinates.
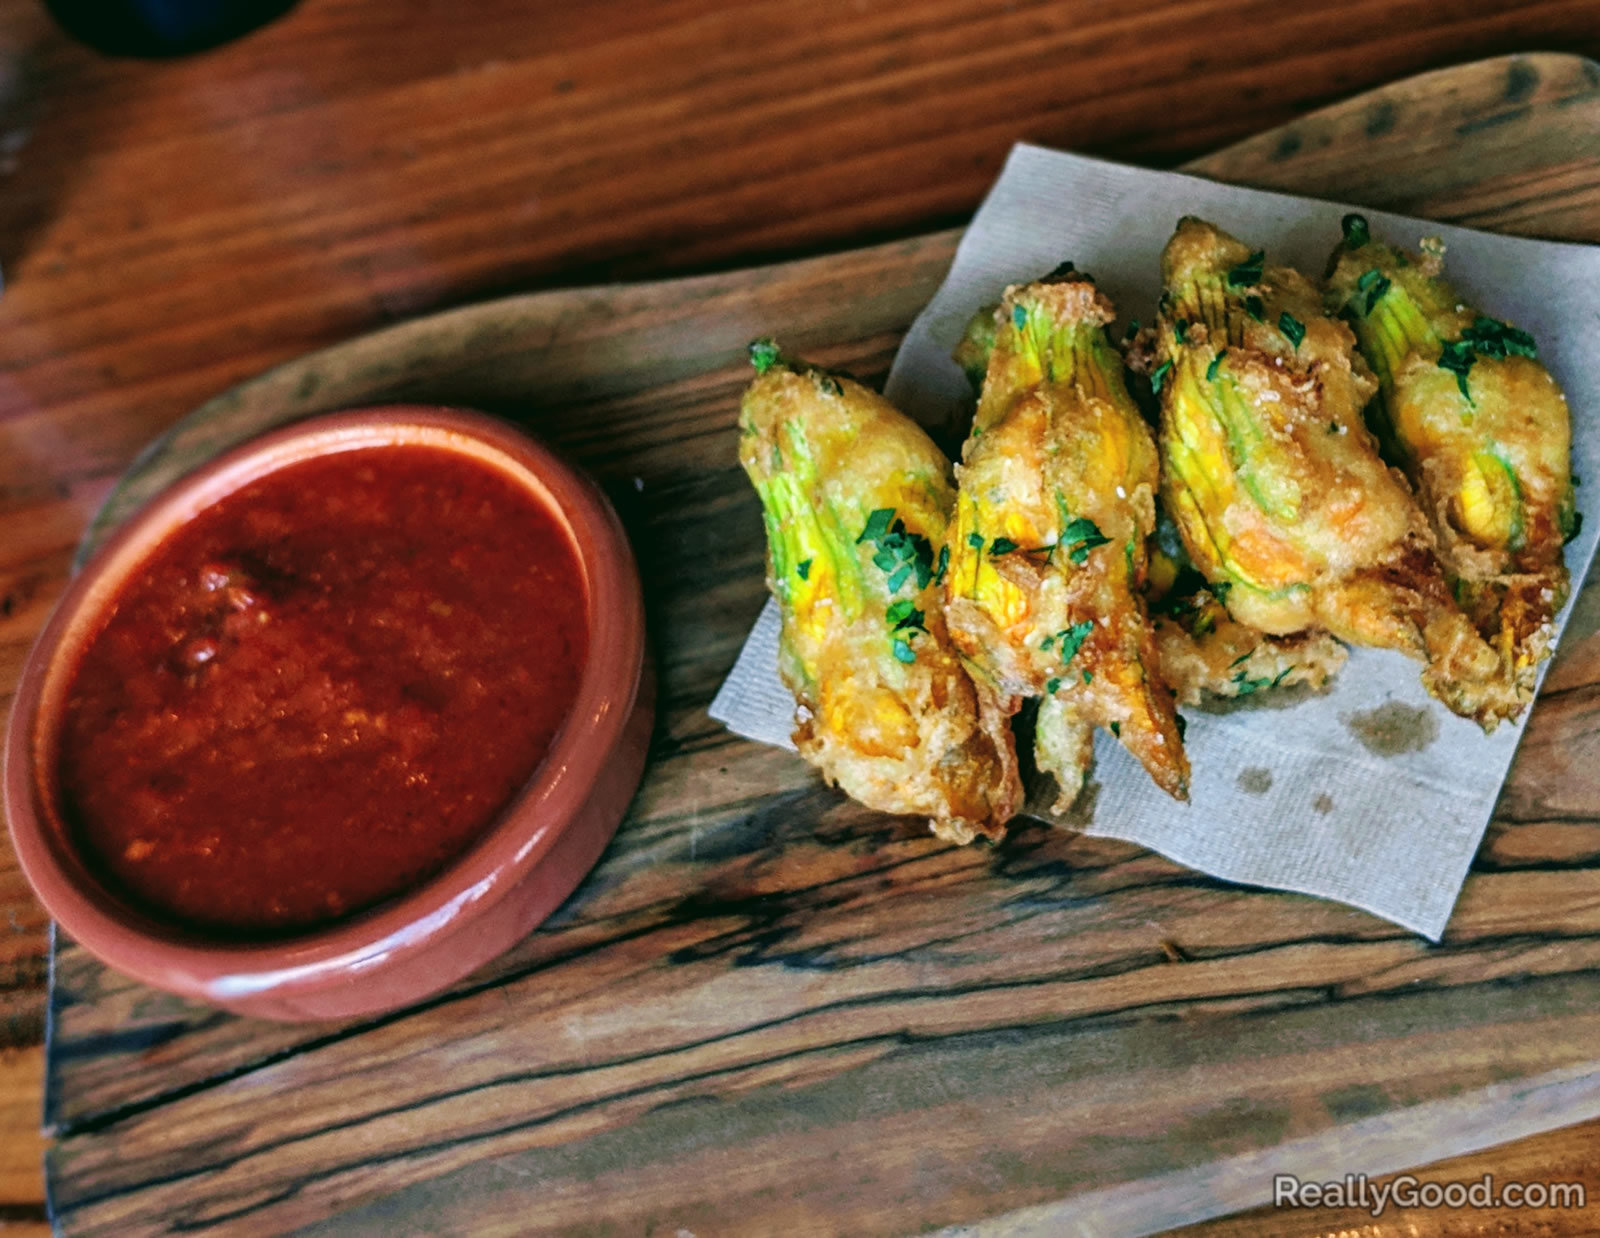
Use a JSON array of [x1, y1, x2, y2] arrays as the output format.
[[1344, 703, 1439, 758], [1237, 766, 1273, 795]]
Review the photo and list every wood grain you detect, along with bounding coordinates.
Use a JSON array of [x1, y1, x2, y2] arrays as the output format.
[[23, 50, 1600, 1237], [5, 0, 1600, 1229]]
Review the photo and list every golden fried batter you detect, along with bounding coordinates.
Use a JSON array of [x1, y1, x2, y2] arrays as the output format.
[[944, 272, 1189, 801], [1151, 588, 1347, 705], [1155, 217, 1520, 728], [738, 344, 1021, 842], [1325, 214, 1576, 705]]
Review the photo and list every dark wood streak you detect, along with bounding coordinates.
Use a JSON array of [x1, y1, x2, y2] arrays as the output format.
[[33, 50, 1600, 1238]]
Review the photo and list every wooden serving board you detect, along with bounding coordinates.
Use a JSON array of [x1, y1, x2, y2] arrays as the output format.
[[43, 54, 1600, 1237]]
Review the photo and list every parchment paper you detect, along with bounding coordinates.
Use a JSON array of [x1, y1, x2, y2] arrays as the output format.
[[711, 144, 1600, 939]]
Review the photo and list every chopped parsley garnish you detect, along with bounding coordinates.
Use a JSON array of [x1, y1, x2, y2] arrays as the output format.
[[1231, 665, 1293, 696], [885, 599, 927, 662], [1174, 319, 1189, 343], [1068, 539, 1104, 567], [1206, 350, 1226, 381], [1244, 295, 1265, 322], [1123, 318, 1142, 342], [819, 374, 843, 397], [1226, 250, 1264, 287], [1045, 677, 1062, 695], [1356, 268, 1391, 314], [1438, 339, 1475, 398], [797, 558, 812, 580], [1211, 580, 1232, 600], [859, 508, 894, 543], [1109, 721, 1121, 737], [858, 508, 936, 594], [1082, 670, 1093, 684], [1150, 359, 1173, 394], [886, 598, 926, 632], [748, 338, 781, 374], [932, 544, 949, 585], [1341, 213, 1370, 249], [1059, 515, 1110, 565], [989, 536, 1019, 557], [1463, 314, 1538, 359], [967, 532, 985, 550], [1437, 315, 1539, 401], [1012, 303, 1028, 330], [1041, 619, 1095, 663], [1328, 421, 1339, 434], [1279, 312, 1305, 349]]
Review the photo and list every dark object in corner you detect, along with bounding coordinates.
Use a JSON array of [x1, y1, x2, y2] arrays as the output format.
[[41, 0, 298, 57]]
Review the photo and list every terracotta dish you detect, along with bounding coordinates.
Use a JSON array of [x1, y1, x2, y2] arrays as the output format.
[[4, 407, 652, 1021]]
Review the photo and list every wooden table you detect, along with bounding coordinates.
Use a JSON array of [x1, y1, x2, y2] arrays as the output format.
[[5, 1, 1600, 1233]]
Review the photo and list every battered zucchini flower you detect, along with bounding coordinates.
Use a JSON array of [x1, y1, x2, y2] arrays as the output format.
[[1325, 214, 1575, 702], [738, 342, 1021, 842], [944, 271, 1189, 805]]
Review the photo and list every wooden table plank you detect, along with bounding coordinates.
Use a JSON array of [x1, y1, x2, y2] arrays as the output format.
[[5, 0, 1600, 1232]]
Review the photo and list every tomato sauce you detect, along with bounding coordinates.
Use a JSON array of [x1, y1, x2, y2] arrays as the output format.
[[57, 444, 589, 936]]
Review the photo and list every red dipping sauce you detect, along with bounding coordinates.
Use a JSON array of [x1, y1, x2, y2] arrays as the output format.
[[57, 444, 588, 936]]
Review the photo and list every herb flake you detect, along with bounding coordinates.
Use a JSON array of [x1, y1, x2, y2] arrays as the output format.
[[859, 508, 936, 593], [886, 598, 926, 632], [1436, 316, 1538, 403], [1058, 515, 1110, 565], [1227, 250, 1265, 287], [858, 508, 894, 544], [1051, 620, 1096, 664], [1279, 312, 1305, 349], [1356, 268, 1391, 314], [748, 338, 781, 374]]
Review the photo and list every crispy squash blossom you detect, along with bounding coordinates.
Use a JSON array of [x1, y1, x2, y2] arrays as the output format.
[[1326, 213, 1575, 709], [944, 271, 1189, 806], [738, 343, 1021, 841]]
